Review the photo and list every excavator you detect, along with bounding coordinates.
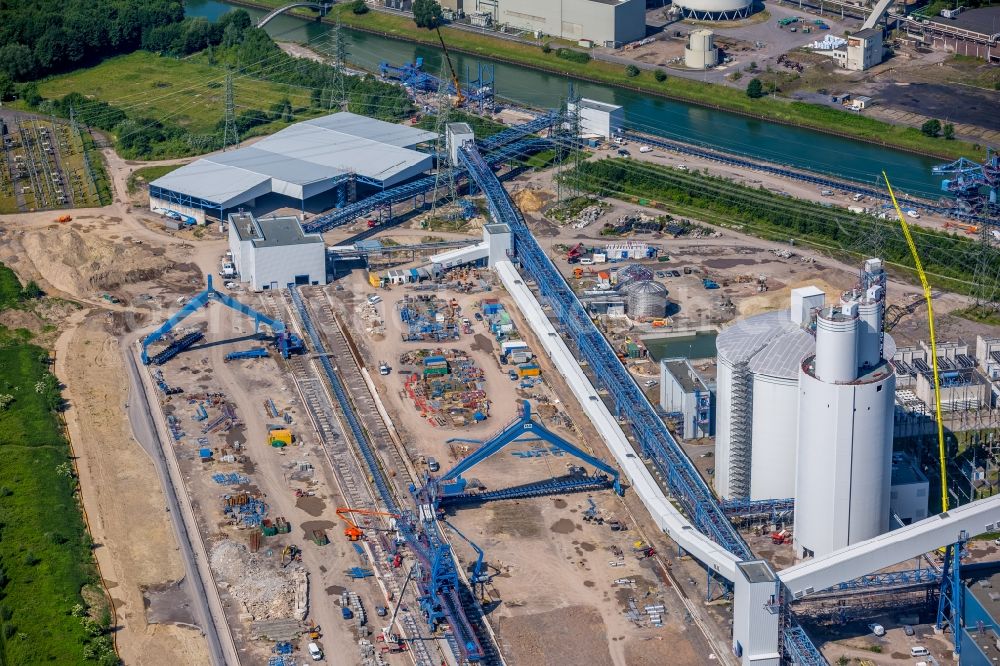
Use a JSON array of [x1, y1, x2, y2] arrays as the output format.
[[335, 507, 400, 541], [434, 26, 464, 107], [943, 221, 979, 235]]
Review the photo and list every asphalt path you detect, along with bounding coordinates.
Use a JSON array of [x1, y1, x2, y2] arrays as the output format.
[[124, 343, 240, 666]]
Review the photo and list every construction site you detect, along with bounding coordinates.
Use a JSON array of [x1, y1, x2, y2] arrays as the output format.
[[2, 19, 1000, 666]]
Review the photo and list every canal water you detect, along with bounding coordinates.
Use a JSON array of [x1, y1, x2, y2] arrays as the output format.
[[186, 0, 944, 198]]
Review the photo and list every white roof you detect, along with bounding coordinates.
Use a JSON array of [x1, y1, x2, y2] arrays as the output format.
[[718, 308, 895, 379], [150, 112, 435, 208]]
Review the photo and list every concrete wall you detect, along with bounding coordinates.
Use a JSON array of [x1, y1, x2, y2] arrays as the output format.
[[149, 196, 207, 226], [497, 0, 645, 45]]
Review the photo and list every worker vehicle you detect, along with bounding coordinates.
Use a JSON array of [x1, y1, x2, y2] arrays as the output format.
[[910, 647, 929, 657], [617, 149, 631, 157], [335, 507, 400, 541], [639, 145, 652, 153], [224, 281, 238, 290], [474, 312, 483, 321], [367, 294, 382, 305], [771, 530, 792, 545], [644, 379, 658, 388], [379, 361, 391, 375], [903, 625, 914, 636], [427, 457, 440, 472], [868, 623, 885, 636], [308, 642, 323, 660], [342, 607, 354, 620]]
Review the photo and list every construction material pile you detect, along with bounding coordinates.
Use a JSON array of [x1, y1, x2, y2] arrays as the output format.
[[398, 294, 463, 342], [400, 348, 489, 428], [210, 540, 302, 621]]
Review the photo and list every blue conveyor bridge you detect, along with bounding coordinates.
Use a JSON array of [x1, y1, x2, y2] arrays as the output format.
[[141, 275, 301, 364], [420, 400, 622, 508]]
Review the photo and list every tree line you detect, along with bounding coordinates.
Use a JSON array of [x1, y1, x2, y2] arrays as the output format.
[[567, 159, 997, 296], [0, 0, 184, 88]]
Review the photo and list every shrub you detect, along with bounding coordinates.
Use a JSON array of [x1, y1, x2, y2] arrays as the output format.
[[542, 42, 552, 54], [625, 64, 640, 77], [921, 118, 942, 137], [746, 78, 763, 98], [351, 0, 369, 13], [943, 123, 955, 140], [654, 69, 667, 82], [556, 48, 591, 64]]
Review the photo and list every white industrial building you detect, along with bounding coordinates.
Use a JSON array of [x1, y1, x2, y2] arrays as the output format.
[[428, 223, 512, 273], [150, 112, 436, 224], [794, 259, 896, 559], [567, 98, 625, 139], [832, 28, 884, 71], [228, 211, 326, 291], [480, 0, 646, 46], [890, 452, 929, 525], [714, 287, 825, 502], [684, 29, 719, 69], [445, 122, 476, 165], [660, 358, 714, 439]]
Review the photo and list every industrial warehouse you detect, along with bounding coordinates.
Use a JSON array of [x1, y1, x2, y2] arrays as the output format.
[[148, 112, 436, 224], [10, 36, 998, 666]]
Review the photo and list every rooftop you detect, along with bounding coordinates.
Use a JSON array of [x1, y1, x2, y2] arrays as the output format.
[[891, 455, 928, 486], [853, 28, 882, 39], [663, 358, 710, 394], [229, 212, 323, 248], [151, 112, 436, 208], [578, 98, 623, 113], [738, 560, 776, 584]]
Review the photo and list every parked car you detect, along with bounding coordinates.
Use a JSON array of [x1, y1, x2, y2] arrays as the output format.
[[644, 380, 658, 388], [910, 646, 929, 657], [617, 149, 630, 157], [903, 625, 915, 636], [639, 145, 652, 153], [308, 642, 323, 661], [670, 270, 681, 277], [869, 623, 885, 637], [224, 281, 238, 290]]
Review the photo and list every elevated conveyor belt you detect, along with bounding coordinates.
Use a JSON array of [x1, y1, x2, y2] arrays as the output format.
[[460, 142, 751, 560]]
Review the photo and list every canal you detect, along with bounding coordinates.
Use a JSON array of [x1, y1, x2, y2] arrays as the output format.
[[187, 0, 944, 198]]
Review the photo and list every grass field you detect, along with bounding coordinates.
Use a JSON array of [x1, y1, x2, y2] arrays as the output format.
[[0, 265, 21, 310], [127, 164, 183, 195], [36, 51, 322, 137], [0, 264, 112, 665]]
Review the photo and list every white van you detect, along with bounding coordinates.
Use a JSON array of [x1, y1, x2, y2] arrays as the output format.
[[308, 642, 323, 660], [367, 294, 382, 305], [910, 647, 929, 657]]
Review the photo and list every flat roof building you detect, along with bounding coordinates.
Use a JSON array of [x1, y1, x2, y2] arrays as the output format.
[[660, 357, 715, 439], [150, 113, 436, 224], [228, 211, 326, 291], [488, 0, 646, 47]]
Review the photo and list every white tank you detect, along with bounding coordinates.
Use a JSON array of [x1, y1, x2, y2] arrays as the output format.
[[856, 297, 883, 370], [814, 307, 858, 383], [674, 0, 753, 20], [793, 362, 895, 558], [714, 309, 816, 501], [689, 29, 715, 51]]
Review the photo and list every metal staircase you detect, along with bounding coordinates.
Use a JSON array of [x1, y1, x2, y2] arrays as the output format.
[[728, 358, 754, 499]]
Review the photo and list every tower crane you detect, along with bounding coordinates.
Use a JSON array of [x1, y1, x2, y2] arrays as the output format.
[[434, 26, 464, 107], [335, 507, 400, 541]]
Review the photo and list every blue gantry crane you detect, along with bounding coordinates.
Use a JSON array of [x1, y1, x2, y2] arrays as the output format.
[[418, 400, 622, 509], [141, 275, 303, 364], [441, 519, 491, 595], [932, 155, 993, 218]]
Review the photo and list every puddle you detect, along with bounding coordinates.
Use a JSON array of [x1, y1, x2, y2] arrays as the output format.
[[300, 520, 336, 541], [296, 495, 326, 517], [580, 542, 596, 552], [552, 498, 567, 509], [143, 580, 198, 626], [550, 518, 575, 534]]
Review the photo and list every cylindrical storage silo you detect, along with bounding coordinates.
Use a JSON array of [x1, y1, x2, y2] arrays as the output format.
[[674, 0, 753, 20], [684, 29, 720, 69], [856, 299, 883, 370], [714, 309, 815, 500], [814, 307, 858, 383], [691, 29, 714, 51], [793, 361, 895, 558], [625, 281, 668, 319]]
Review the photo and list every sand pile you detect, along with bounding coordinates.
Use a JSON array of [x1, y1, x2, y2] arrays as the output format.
[[513, 188, 547, 213], [738, 279, 841, 316], [18, 226, 175, 296], [209, 540, 298, 621]]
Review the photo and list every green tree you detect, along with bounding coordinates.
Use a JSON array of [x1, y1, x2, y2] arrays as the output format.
[[921, 118, 942, 137], [0, 72, 14, 102], [541, 42, 552, 53], [654, 69, 667, 82], [625, 64, 640, 77], [413, 0, 443, 29], [0, 43, 36, 81], [942, 123, 955, 140], [20, 281, 42, 300], [350, 0, 369, 13], [746, 78, 764, 99]]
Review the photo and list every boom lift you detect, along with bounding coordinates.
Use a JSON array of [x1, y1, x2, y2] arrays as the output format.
[[441, 519, 492, 597], [335, 507, 400, 541], [434, 27, 464, 107]]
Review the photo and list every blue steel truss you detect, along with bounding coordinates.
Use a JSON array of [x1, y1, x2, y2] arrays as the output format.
[[478, 114, 557, 152], [289, 286, 490, 663], [819, 568, 941, 594], [141, 275, 284, 364], [782, 624, 826, 665], [936, 533, 967, 657], [424, 400, 621, 504], [721, 497, 794, 520]]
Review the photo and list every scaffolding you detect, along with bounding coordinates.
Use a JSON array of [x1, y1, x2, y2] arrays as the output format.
[[728, 358, 753, 499]]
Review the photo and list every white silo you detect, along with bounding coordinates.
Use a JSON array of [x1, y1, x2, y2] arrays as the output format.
[[714, 290, 822, 501], [793, 273, 896, 559]]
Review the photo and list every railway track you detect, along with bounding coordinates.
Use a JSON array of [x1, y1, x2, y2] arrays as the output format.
[[261, 290, 437, 666]]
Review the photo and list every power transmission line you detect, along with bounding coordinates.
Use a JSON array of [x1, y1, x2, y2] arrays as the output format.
[[222, 69, 238, 151]]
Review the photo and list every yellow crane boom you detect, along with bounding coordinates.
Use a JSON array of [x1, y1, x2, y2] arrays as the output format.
[[434, 27, 464, 107], [882, 171, 949, 513]]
